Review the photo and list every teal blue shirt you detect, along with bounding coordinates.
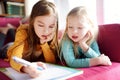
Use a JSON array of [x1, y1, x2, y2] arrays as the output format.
[[60, 35, 100, 68]]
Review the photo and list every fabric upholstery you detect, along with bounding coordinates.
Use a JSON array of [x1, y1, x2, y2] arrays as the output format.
[[98, 24, 120, 62], [0, 17, 21, 27], [68, 62, 120, 80], [0, 59, 10, 67]]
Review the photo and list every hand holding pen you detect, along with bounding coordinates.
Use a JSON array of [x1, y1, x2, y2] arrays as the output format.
[[12, 56, 47, 78]]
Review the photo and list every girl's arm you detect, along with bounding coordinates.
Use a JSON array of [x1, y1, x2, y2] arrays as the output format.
[[61, 40, 90, 68], [7, 25, 27, 72], [78, 31, 100, 58], [40, 42, 56, 63], [83, 41, 101, 58]]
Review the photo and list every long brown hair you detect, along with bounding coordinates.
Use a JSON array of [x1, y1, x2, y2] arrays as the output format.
[[23, 0, 59, 61]]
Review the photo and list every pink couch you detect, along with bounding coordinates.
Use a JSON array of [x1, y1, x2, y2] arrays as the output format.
[[0, 18, 120, 80]]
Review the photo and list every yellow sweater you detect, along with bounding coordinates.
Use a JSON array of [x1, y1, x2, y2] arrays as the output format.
[[7, 24, 56, 72]]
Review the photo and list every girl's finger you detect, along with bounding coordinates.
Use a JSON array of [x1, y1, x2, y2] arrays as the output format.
[[37, 62, 47, 69]]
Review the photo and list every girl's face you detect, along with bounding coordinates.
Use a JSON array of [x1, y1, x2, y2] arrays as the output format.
[[34, 15, 57, 43], [67, 16, 89, 43]]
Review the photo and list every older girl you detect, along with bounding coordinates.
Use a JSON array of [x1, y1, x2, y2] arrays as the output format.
[[7, 0, 59, 78]]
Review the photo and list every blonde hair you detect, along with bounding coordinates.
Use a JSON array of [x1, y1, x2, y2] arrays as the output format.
[[61, 6, 98, 58]]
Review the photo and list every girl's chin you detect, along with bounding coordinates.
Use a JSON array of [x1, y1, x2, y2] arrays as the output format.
[[71, 39, 79, 43]]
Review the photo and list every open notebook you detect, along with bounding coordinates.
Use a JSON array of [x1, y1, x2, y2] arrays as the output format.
[[1, 63, 83, 80]]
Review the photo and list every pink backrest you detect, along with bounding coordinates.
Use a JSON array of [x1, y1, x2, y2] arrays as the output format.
[[98, 24, 120, 62]]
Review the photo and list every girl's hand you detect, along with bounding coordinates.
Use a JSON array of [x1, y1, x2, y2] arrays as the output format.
[[21, 62, 47, 78], [79, 31, 92, 44], [98, 54, 112, 66], [37, 62, 47, 69], [78, 31, 92, 52], [90, 54, 112, 67]]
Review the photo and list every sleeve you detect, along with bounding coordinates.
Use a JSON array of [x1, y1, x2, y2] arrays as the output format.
[[40, 43, 56, 63], [7, 26, 27, 72], [61, 39, 90, 68], [84, 41, 101, 58]]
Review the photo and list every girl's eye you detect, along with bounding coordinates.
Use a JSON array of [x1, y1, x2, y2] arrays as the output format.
[[68, 26, 73, 28], [78, 26, 84, 29], [78, 27, 82, 29], [49, 24, 56, 28], [38, 24, 44, 27], [49, 26, 54, 28]]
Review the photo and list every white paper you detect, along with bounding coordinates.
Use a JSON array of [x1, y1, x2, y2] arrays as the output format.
[[6, 63, 83, 80]]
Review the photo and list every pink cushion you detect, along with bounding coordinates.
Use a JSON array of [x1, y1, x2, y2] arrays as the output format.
[[0, 71, 11, 80], [0, 59, 10, 68], [0, 59, 10, 79], [68, 62, 120, 80], [0, 17, 22, 27], [97, 24, 120, 62]]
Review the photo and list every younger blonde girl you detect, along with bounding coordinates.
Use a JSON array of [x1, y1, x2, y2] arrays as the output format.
[[60, 6, 111, 68]]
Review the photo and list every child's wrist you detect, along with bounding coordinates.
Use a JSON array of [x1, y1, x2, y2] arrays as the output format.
[[79, 42, 89, 52]]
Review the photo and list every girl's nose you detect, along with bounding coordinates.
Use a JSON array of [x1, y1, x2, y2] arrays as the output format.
[[44, 29, 49, 34], [74, 29, 78, 33]]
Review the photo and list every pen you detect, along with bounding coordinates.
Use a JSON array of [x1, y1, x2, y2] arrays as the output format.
[[12, 56, 43, 70]]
